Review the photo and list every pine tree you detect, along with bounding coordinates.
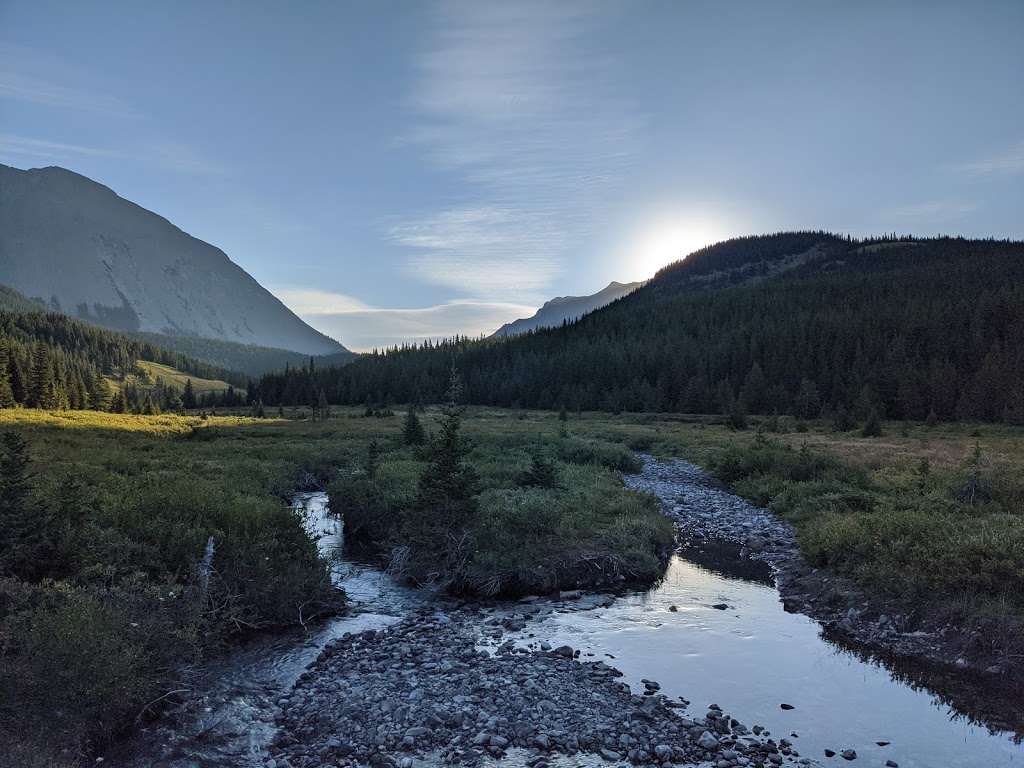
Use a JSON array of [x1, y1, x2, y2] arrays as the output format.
[[0, 431, 45, 579], [182, 378, 197, 409], [415, 368, 478, 527], [110, 388, 128, 413], [27, 344, 56, 409], [402, 409, 426, 446], [89, 377, 114, 412], [0, 345, 15, 408]]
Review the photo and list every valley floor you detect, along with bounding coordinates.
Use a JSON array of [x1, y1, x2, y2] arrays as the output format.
[[0, 406, 1021, 766]]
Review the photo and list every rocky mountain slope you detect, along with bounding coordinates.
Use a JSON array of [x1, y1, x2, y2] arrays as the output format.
[[0, 164, 347, 356], [492, 280, 642, 338]]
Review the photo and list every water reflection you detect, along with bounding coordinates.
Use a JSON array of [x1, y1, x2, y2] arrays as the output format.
[[504, 552, 1023, 768], [676, 539, 775, 586]]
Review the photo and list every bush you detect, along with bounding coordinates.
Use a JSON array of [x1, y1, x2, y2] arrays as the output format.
[[557, 438, 643, 473]]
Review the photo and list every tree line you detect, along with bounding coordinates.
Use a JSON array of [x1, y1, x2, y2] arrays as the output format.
[[250, 235, 1024, 425], [0, 308, 249, 413]]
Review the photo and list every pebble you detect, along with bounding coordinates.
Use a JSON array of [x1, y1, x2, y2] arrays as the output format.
[[270, 607, 799, 768]]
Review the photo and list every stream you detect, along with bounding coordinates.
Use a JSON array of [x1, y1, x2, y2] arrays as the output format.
[[106, 460, 1022, 768]]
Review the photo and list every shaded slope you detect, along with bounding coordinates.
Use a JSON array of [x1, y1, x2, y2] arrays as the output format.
[[251, 233, 1024, 424], [0, 164, 347, 355]]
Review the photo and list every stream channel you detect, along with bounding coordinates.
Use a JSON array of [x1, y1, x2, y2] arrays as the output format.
[[106, 458, 1022, 768]]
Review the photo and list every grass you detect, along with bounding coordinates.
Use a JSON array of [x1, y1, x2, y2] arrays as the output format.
[[0, 409, 344, 763], [135, 360, 235, 394], [2, 404, 1020, 763], [0, 405, 674, 763], [328, 407, 673, 596], [557, 410, 1024, 626]]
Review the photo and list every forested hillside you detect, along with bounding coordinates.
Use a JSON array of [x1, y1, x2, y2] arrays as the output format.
[[0, 285, 357, 378], [0, 309, 250, 412], [251, 233, 1024, 424]]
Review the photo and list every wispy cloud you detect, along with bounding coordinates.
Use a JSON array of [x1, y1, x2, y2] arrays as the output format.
[[0, 133, 223, 176], [959, 139, 1024, 176], [392, 1, 640, 301], [389, 207, 568, 296], [274, 286, 536, 351], [0, 43, 137, 118], [0, 133, 123, 164]]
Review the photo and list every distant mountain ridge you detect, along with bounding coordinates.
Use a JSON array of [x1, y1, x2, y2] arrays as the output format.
[[0, 164, 348, 356], [492, 280, 642, 338]]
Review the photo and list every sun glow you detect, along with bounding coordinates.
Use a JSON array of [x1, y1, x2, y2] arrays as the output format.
[[622, 213, 730, 282]]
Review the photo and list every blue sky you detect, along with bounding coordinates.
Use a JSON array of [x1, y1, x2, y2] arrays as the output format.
[[2, 1, 1022, 351]]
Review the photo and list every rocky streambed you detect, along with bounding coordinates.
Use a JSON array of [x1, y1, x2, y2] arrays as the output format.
[[108, 459, 1023, 768], [270, 607, 812, 768], [625, 455, 1022, 682]]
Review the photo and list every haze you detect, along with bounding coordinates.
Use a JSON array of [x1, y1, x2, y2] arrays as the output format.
[[1, 0, 1021, 350]]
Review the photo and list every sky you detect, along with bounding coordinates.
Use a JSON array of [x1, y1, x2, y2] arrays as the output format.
[[1, 1, 1022, 352]]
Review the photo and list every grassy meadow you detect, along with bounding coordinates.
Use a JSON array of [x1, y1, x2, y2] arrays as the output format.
[[1, 403, 1021, 764], [0, 404, 672, 763], [135, 359, 235, 394]]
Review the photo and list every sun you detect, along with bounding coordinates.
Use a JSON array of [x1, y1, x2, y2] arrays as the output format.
[[622, 214, 728, 282]]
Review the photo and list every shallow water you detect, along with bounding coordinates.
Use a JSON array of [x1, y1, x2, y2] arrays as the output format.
[[107, 490, 1022, 768], [505, 544, 1021, 768]]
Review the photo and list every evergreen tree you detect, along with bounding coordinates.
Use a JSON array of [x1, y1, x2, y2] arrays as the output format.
[[110, 388, 128, 413], [402, 409, 427, 446], [27, 343, 57, 409], [182, 378, 197, 409], [89, 377, 114, 412], [0, 431, 45, 579], [415, 368, 478, 527], [0, 344, 15, 408]]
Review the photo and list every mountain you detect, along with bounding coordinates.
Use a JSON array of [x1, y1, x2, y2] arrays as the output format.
[[492, 281, 642, 338], [0, 164, 347, 356], [251, 232, 1024, 425]]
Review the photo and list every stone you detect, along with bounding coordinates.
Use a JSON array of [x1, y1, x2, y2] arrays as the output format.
[[780, 703, 795, 710], [885, 762, 899, 768], [840, 748, 857, 760], [599, 748, 622, 761], [697, 731, 719, 749]]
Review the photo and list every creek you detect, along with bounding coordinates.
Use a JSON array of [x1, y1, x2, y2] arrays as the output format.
[[105, 460, 1022, 768]]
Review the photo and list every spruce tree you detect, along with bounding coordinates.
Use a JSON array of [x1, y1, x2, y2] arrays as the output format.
[[402, 409, 426, 446], [182, 378, 197, 409], [0, 431, 45, 579], [0, 345, 15, 408]]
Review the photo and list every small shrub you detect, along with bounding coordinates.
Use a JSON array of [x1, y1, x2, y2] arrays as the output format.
[[861, 407, 883, 437]]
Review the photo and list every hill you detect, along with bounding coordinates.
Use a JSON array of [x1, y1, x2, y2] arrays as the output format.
[[0, 305, 251, 413], [250, 232, 1024, 424], [0, 164, 348, 356], [0, 286, 357, 377], [492, 280, 642, 338]]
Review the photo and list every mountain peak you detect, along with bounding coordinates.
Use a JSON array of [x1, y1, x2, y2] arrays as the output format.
[[0, 163, 348, 355], [492, 280, 642, 338]]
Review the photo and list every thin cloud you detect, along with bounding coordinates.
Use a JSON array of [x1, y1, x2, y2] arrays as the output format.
[[0, 133, 123, 164], [959, 139, 1024, 176], [391, 1, 640, 299], [0, 43, 137, 118], [274, 285, 537, 351], [389, 206, 568, 299]]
